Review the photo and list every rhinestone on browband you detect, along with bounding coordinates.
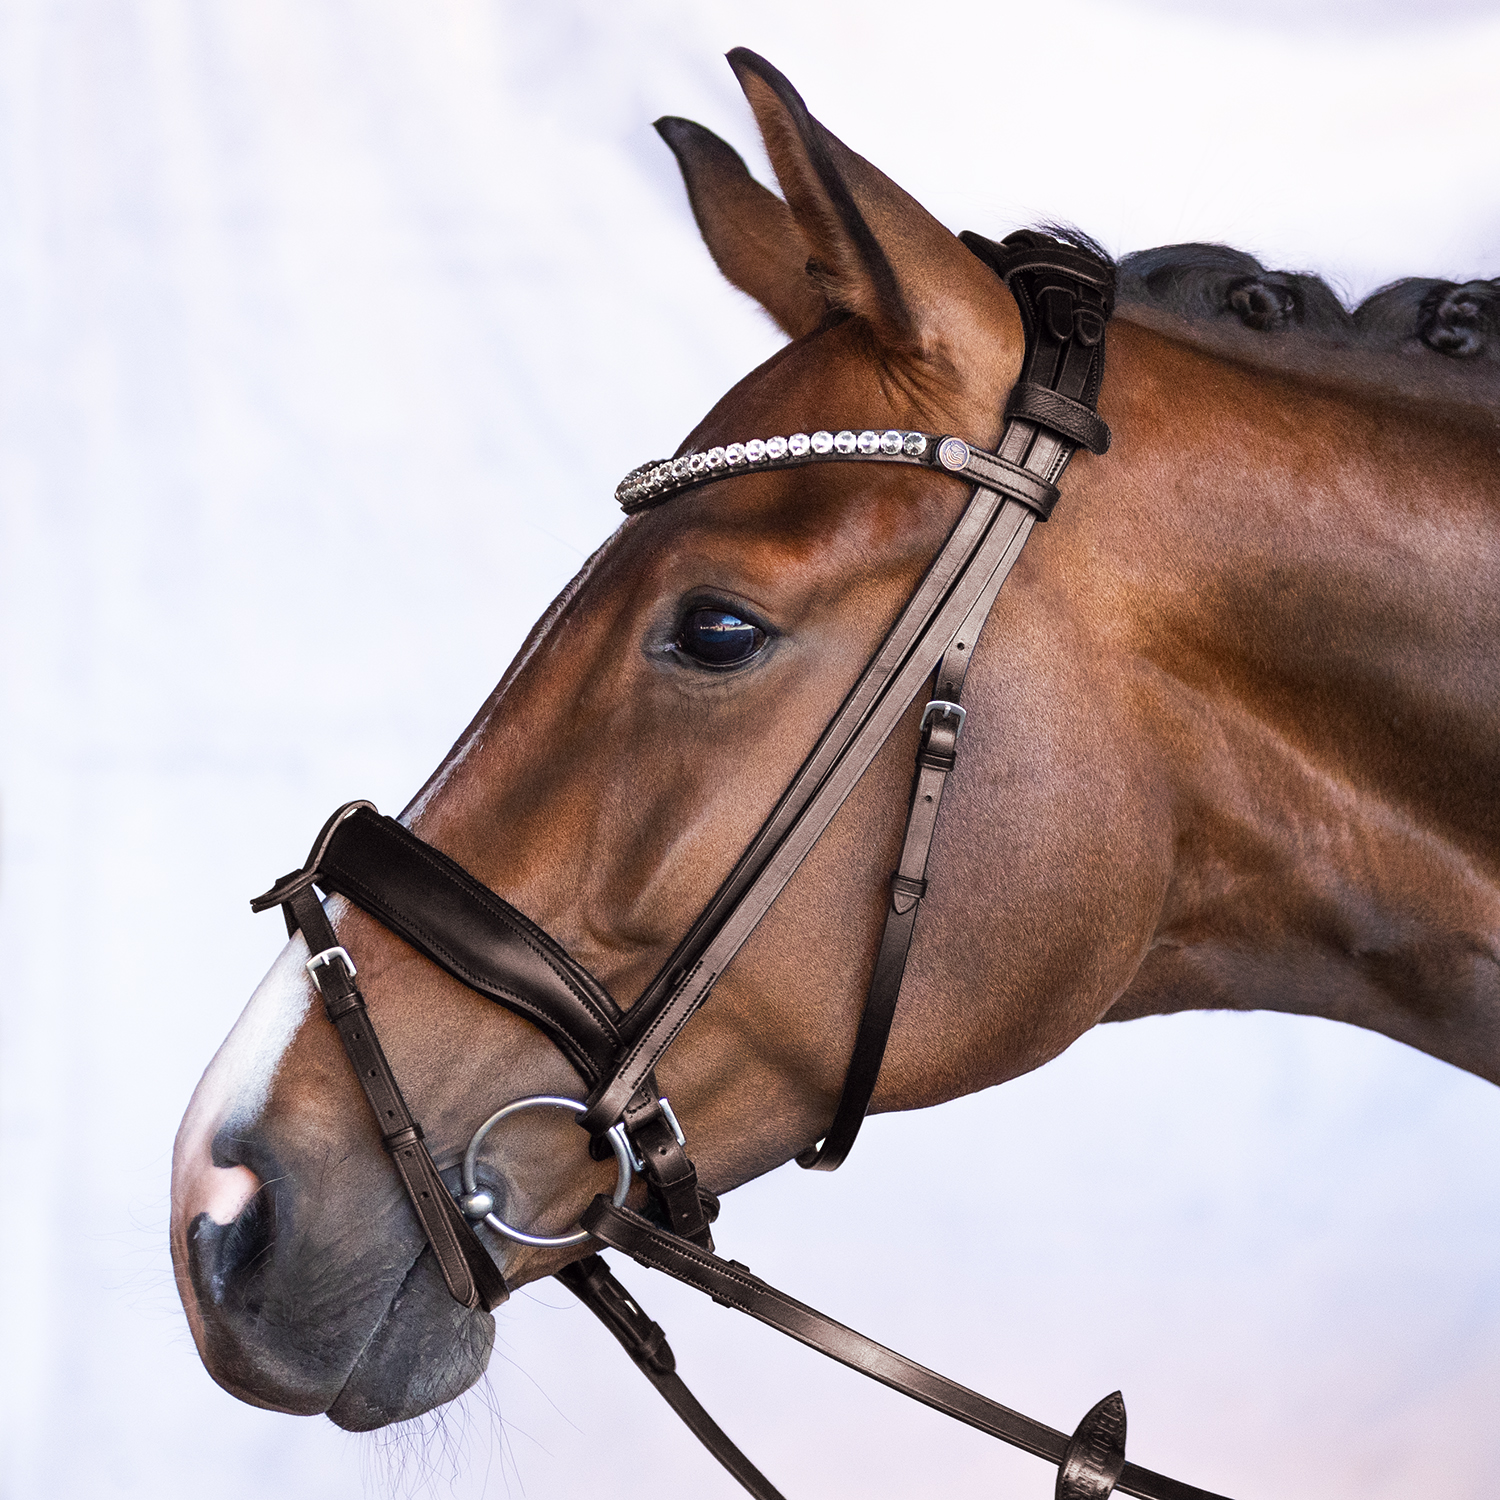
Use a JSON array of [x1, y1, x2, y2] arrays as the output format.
[[617, 428, 934, 514]]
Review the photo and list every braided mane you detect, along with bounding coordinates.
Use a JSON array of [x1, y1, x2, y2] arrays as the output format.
[[1032, 233, 1500, 415]]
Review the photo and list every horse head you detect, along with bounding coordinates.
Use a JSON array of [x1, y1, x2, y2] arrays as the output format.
[[170, 46, 1500, 1447], [169, 49, 1086, 1427]]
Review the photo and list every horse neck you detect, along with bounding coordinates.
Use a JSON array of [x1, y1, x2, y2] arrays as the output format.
[[1091, 323, 1500, 1077]]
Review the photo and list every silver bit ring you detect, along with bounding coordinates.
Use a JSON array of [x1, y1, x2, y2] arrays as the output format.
[[460, 1094, 634, 1248]]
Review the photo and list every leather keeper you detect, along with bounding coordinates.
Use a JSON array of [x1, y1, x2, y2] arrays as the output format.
[[322, 989, 365, 1021], [1006, 382, 1111, 456], [891, 873, 928, 905], [959, 446, 1062, 518], [918, 740, 957, 771], [382, 1123, 424, 1151]]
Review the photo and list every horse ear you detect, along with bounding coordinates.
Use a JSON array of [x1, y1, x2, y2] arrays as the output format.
[[655, 116, 829, 340], [727, 48, 1003, 357]]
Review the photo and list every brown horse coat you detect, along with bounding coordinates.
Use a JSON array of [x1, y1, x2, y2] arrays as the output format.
[[172, 49, 1500, 1436]]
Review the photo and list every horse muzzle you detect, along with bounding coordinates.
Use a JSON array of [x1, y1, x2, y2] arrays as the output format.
[[175, 1123, 497, 1426], [170, 957, 501, 1428]]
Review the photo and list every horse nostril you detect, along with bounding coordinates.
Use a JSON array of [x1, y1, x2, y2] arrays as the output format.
[[190, 1187, 276, 1311], [199, 1162, 261, 1225], [186, 1131, 282, 1315]]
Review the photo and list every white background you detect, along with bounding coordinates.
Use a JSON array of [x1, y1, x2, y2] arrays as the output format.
[[3, 2, 1499, 1497]]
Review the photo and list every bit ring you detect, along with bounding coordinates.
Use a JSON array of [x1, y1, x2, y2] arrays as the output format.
[[460, 1094, 634, 1248]]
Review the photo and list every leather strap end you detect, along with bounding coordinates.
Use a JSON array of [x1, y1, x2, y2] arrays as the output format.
[[387, 1131, 509, 1311], [1057, 1391, 1127, 1500], [250, 867, 319, 913], [250, 800, 378, 911], [890, 872, 927, 915]]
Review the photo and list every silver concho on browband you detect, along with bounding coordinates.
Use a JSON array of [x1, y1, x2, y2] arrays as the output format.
[[615, 427, 1063, 520]]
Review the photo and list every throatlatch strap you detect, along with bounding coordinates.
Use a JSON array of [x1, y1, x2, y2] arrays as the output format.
[[582, 1198, 1229, 1500], [799, 235, 1114, 1171], [282, 886, 508, 1312]]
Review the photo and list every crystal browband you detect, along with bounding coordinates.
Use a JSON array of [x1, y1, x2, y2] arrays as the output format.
[[615, 428, 1064, 519]]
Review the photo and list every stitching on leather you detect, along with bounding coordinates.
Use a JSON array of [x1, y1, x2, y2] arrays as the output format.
[[633, 1249, 754, 1317], [335, 821, 623, 1034], [328, 868, 609, 1080], [628, 1231, 760, 1304], [607, 964, 708, 1102], [372, 830, 622, 1029]]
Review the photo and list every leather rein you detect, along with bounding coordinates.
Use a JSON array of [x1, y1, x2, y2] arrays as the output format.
[[250, 234, 1233, 1500]]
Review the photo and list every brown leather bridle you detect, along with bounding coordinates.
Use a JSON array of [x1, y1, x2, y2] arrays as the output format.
[[250, 234, 1233, 1500]]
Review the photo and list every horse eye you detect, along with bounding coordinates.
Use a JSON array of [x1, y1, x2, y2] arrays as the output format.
[[676, 607, 766, 668]]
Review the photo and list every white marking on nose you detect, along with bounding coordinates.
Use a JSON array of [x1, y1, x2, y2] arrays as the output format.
[[172, 899, 348, 1230], [200, 1164, 262, 1226]]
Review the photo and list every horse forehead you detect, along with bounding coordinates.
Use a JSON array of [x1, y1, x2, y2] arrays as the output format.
[[688, 317, 922, 440]]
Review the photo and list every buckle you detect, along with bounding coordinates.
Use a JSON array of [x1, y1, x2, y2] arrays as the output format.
[[305, 946, 357, 990], [611, 1121, 646, 1173], [658, 1096, 688, 1147], [920, 699, 966, 745], [611, 1095, 687, 1174]]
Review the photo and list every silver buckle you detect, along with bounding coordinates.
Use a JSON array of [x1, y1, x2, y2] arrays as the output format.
[[920, 699, 966, 744], [658, 1096, 688, 1147], [610, 1121, 646, 1173], [609, 1097, 686, 1174], [306, 946, 357, 990]]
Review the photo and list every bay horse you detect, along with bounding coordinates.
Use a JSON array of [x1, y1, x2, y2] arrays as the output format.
[[170, 46, 1500, 1490]]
